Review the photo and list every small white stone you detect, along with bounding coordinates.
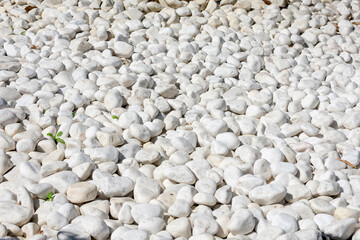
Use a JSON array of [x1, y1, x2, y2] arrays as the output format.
[[0, 224, 7, 238], [135, 149, 160, 164], [193, 192, 217, 206], [214, 64, 238, 78], [134, 176, 161, 203], [168, 199, 191, 217], [249, 184, 287, 205], [46, 211, 68, 231], [341, 150, 360, 167], [271, 162, 298, 177], [39, 171, 79, 194], [235, 145, 261, 165], [215, 185, 232, 204], [192, 214, 219, 235], [310, 199, 335, 215], [114, 41, 134, 58], [195, 177, 217, 194], [98, 175, 134, 198], [271, 213, 298, 233], [81, 215, 110, 240], [104, 89, 123, 112], [334, 207, 360, 220], [53, 71, 75, 87], [164, 165, 196, 184], [138, 217, 165, 235], [129, 124, 151, 142], [131, 203, 164, 224], [19, 161, 41, 182], [227, 209, 255, 235], [66, 182, 97, 203], [211, 140, 229, 155], [89, 146, 119, 164], [237, 174, 266, 195], [216, 132, 240, 150], [285, 184, 312, 203], [155, 84, 179, 99], [0, 109, 18, 126], [204, 119, 228, 137], [118, 111, 143, 129], [166, 217, 192, 239], [96, 131, 124, 147], [253, 159, 272, 181], [324, 218, 356, 240], [317, 180, 340, 196]]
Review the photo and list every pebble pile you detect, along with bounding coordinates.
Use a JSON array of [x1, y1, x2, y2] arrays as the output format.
[[0, 0, 360, 239]]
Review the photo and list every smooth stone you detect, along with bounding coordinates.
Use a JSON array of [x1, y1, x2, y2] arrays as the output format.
[[89, 146, 119, 164], [98, 175, 134, 198], [270, 213, 298, 233], [164, 165, 196, 184], [81, 216, 110, 240], [166, 217, 192, 238], [39, 171, 80, 194], [114, 41, 134, 58], [0, 187, 33, 226], [46, 211, 68, 231], [227, 209, 255, 235], [66, 182, 97, 203], [249, 184, 287, 205], [135, 149, 161, 164], [133, 176, 162, 203], [131, 203, 164, 224], [129, 124, 151, 142], [324, 218, 356, 240]]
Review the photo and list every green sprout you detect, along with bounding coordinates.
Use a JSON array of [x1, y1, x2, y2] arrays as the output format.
[[47, 131, 65, 144], [20, 31, 25, 35], [43, 107, 50, 114], [45, 192, 54, 201], [72, 112, 75, 118], [112, 115, 119, 119], [10, 25, 13, 30]]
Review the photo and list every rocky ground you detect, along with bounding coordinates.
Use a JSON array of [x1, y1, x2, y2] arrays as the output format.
[[1, 0, 360, 239]]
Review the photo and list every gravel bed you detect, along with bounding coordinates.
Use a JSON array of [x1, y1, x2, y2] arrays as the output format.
[[1, 0, 360, 239]]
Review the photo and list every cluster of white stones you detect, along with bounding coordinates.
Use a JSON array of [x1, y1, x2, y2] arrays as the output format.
[[1, 0, 360, 239]]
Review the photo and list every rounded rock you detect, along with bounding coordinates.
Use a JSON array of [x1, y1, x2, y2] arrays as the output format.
[[66, 182, 97, 204]]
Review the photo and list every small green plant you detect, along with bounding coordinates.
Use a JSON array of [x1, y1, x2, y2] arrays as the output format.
[[112, 115, 119, 119], [45, 192, 54, 201], [20, 31, 25, 35], [10, 25, 13, 30], [47, 131, 65, 144], [72, 112, 75, 118]]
